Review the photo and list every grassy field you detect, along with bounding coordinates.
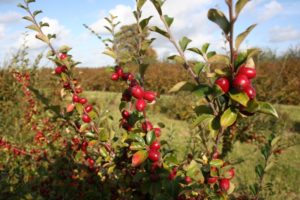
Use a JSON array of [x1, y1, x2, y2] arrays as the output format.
[[85, 91, 300, 200]]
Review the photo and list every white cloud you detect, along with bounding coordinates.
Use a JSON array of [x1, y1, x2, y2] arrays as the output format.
[[270, 26, 300, 43], [259, 0, 283, 21], [0, 0, 18, 4], [0, 11, 21, 24]]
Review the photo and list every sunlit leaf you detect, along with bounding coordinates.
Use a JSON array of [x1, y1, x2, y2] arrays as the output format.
[[208, 9, 230, 34], [235, 24, 256, 49]]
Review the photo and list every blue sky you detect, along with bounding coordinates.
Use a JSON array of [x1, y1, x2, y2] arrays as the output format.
[[0, 0, 300, 67]]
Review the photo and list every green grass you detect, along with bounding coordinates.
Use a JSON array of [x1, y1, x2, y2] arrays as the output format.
[[84, 91, 300, 199]]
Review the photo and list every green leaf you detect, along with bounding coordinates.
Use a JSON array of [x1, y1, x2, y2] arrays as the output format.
[[194, 105, 213, 116], [137, 0, 147, 10], [150, 0, 164, 15], [221, 107, 238, 127], [26, 24, 40, 32], [235, 24, 257, 50], [128, 133, 146, 146], [210, 159, 224, 168], [35, 33, 49, 43], [129, 142, 146, 151], [132, 150, 148, 167], [22, 16, 34, 23], [187, 47, 203, 56], [257, 102, 278, 118], [184, 160, 204, 182], [164, 15, 174, 27], [202, 43, 210, 54], [18, 3, 27, 10], [207, 9, 230, 34], [139, 16, 153, 30], [207, 51, 216, 58], [146, 131, 156, 145], [255, 164, 264, 178], [194, 62, 205, 74], [149, 26, 169, 38], [208, 54, 230, 65], [26, 0, 35, 3], [247, 48, 261, 58], [234, 51, 247, 69], [227, 181, 235, 195], [235, 0, 249, 17], [245, 100, 259, 113], [229, 90, 250, 107], [179, 36, 192, 52], [192, 114, 214, 127], [33, 10, 42, 17], [193, 84, 213, 97], [168, 81, 196, 93], [209, 117, 220, 138]]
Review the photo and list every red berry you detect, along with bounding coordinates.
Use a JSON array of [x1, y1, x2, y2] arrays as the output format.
[[215, 77, 230, 93], [154, 128, 161, 137], [135, 99, 147, 112], [141, 120, 153, 133], [82, 114, 91, 123], [72, 94, 80, 103], [55, 66, 66, 74], [219, 178, 230, 191], [85, 105, 93, 113], [233, 74, 250, 91], [63, 82, 71, 89], [81, 141, 88, 152], [127, 73, 134, 81], [212, 151, 219, 159], [79, 98, 88, 105], [244, 85, 256, 99], [111, 73, 119, 81], [226, 168, 235, 179], [60, 53, 68, 60], [148, 150, 160, 162], [122, 110, 130, 119], [238, 65, 256, 79], [150, 141, 160, 151], [143, 91, 156, 102], [131, 85, 144, 99], [122, 122, 132, 131], [185, 176, 192, 184], [115, 66, 123, 76], [75, 87, 83, 94], [87, 158, 95, 168], [207, 177, 218, 184]]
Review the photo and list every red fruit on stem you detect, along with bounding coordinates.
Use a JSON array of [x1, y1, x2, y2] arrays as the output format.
[[131, 85, 144, 99], [127, 73, 134, 81], [55, 66, 66, 74], [72, 94, 80, 103], [185, 176, 192, 184], [207, 177, 218, 184], [63, 82, 71, 89], [226, 168, 235, 179], [148, 150, 160, 162], [219, 178, 230, 191], [79, 98, 88, 105], [238, 65, 256, 79], [143, 91, 156, 102], [215, 77, 230, 93], [85, 105, 93, 113], [81, 141, 88, 152], [150, 141, 160, 151], [212, 151, 219, 159], [154, 128, 161, 137], [243, 85, 256, 100], [82, 114, 91, 123], [135, 99, 147, 112], [87, 158, 95, 168], [141, 120, 153, 133], [233, 74, 250, 91], [115, 66, 123, 76], [75, 87, 83, 94], [60, 53, 68, 60], [122, 110, 130, 119], [111, 73, 119, 81]]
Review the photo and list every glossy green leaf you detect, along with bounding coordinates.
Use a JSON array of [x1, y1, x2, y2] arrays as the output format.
[[221, 107, 238, 127], [168, 81, 196, 93], [257, 102, 278, 118], [194, 62, 205, 74], [210, 159, 224, 168], [194, 105, 213, 116], [146, 131, 156, 145], [209, 117, 220, 138], [129, 142, 146, 151], [207, 9, 230, 34], [187, 47, 203, 56], [128, 133, 146, 145], [184, 160, 204, 182], [164, 15, 174, 27], [229, 90, 249, 107], [179, 36, 192, 52], [33, 10, 42, 17], [235, 24, 257, 50], [193, 84, 213, 97], [235, 0, 249, 17], [245, 100, 259, 113]]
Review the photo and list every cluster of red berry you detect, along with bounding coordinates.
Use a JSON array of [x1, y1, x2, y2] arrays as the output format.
[[111, 66, 162, 166], [215, 64, 257, 99]]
